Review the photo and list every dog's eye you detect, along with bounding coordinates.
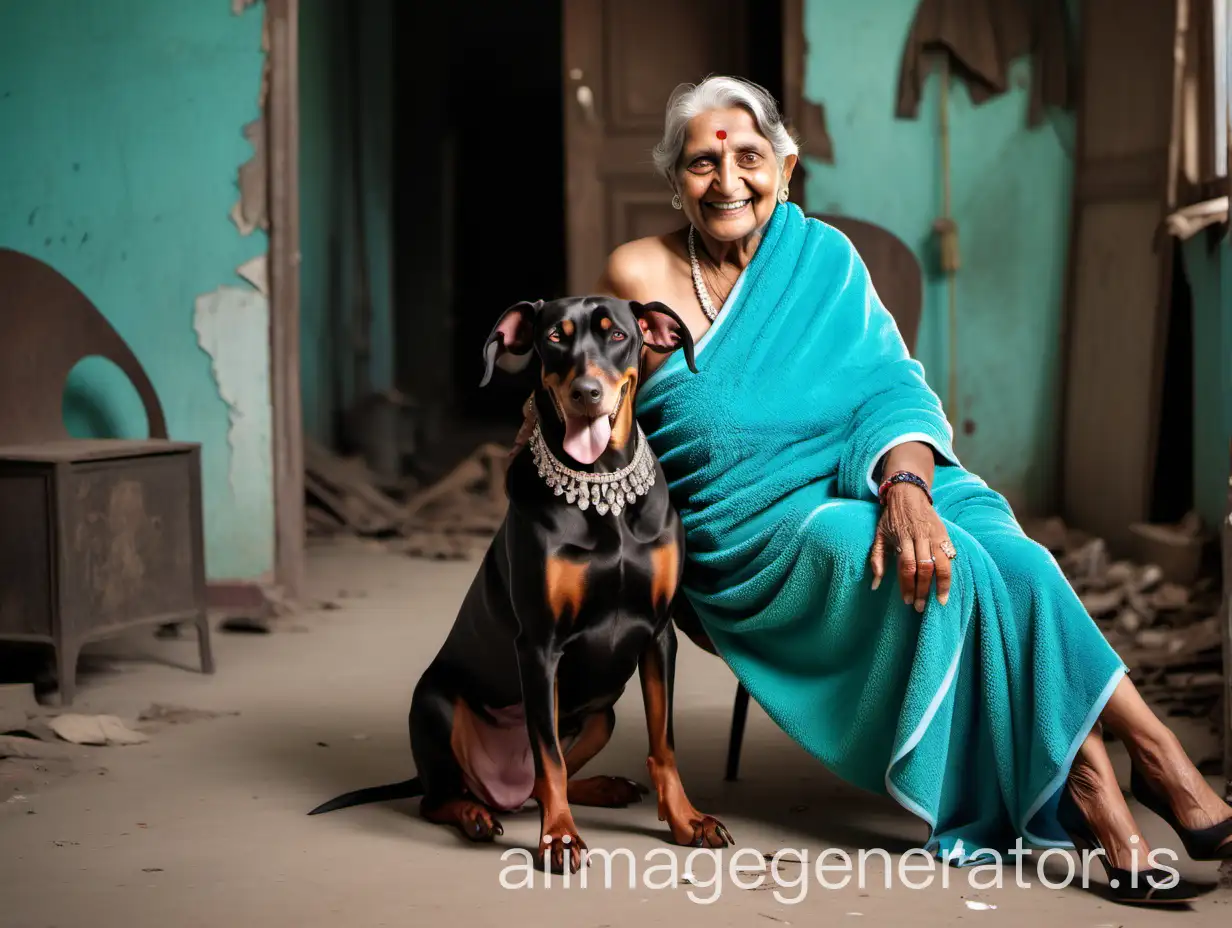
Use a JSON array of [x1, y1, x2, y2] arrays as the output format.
[[611, 330, 626, 341], [547, 328, 561, 343]]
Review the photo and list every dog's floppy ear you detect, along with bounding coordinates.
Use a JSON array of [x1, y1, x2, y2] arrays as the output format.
[[480, 299, 542, 387], [631, 300, 698, 374]]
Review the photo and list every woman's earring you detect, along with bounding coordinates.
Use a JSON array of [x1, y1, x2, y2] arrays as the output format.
[[778, 186, 790, 204], [671, 194, 682, 210]]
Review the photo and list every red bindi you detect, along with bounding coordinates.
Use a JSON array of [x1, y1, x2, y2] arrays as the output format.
[[716, 130, 727, 140]]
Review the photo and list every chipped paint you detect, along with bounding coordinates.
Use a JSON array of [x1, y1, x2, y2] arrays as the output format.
[[0, 2, 272, 582], [193, 286, 272, 505], [797, 100, 835, 164], [236, 254, 269, 296], [231, 117, 268, 236]]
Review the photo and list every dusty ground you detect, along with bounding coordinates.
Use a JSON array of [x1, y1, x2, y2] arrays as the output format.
[[1, 540, 1229, 927]]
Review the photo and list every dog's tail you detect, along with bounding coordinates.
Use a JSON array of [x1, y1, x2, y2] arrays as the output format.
[[307, 776, 424, 816]]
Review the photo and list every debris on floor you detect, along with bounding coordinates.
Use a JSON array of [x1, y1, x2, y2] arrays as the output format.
[[219, 616, 273, 635], [305, 439, 510, 561], [962, 900, 997, 911], [399, 442, 509, 560], [136, 703, 240, 728], [2, 694, 112, 796], [1, 743, 103, 801], [1022, 513, 1225, 730], [1, 714, 58, 744], [46, 714, 149, 746], [0, 734, 80, 760], [211, 581, 339, 636], [2, 701, 236, 767], [304, 438, 411, 537]]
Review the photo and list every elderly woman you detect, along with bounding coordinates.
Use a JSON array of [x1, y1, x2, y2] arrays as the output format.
[[511, 76, 1230, 905]]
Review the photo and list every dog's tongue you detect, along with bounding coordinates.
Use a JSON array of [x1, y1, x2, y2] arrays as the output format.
[[563, 415, 612, 465]]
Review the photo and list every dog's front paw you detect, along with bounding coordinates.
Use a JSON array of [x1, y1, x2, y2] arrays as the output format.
[[539, 820, 589, 873], [669, 814, 734, 849]]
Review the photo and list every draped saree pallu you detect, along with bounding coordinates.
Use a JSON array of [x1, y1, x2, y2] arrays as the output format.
[[637, 203, 1127, 865]]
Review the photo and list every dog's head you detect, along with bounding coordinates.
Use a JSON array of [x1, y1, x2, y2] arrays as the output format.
[[480, 295, 697, 465]]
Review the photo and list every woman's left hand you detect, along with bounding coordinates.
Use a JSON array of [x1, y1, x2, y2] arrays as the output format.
[[868, 484, 954, 611]]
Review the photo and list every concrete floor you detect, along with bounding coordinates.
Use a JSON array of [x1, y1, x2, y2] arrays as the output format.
[[2, 539, 1229, 927]]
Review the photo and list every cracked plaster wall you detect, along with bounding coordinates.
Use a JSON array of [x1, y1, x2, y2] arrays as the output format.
[[802, 0, 1078, 515], [803, 0, 1230, 526], [0, 1, 273, 580]]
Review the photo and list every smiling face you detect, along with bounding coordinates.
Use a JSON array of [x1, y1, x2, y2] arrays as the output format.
[[535, 298, 643, 465], [675, 106, 795, 242], [480, 297, 697, 466]]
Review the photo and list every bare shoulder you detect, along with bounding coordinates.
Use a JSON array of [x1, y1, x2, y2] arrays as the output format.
[[595, 233, 683, 301]]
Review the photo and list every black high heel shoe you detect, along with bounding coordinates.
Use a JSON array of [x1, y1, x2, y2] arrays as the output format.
[[1055, 787, 1207, 906], [1130, 764, 1232, 861]]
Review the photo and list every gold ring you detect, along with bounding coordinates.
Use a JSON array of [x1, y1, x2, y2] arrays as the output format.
[[939, 540, 958, 560]]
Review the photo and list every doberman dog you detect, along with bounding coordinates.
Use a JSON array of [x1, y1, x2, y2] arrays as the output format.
[[308, 295, 733, 873]]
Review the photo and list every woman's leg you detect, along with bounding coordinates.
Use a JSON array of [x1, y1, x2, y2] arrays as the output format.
[[1099, 675, 1232, 836], [1068, 721, 1150, 870]]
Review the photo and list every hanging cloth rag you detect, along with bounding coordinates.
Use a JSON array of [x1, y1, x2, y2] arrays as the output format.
[[896, 0, 1072, 127]]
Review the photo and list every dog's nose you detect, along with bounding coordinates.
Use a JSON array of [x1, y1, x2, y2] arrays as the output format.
[[570, 376, 603, 408]]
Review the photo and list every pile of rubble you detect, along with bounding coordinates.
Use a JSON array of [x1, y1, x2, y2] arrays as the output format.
[[2, 685, 241, 800], [304, 439, 510, 561], [1024, 515, 1224, 728]]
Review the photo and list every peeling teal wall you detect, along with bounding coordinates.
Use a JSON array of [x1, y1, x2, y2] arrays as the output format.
[[1181, 238, 1226, 531], [803, 0, 1076, 515], [0, 1, 273, 581], [1187, 236, 1232, 531], [298, 0, 345, 447]]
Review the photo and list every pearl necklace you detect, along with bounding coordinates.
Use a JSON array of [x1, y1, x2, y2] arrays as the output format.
[[528, 421, 657, 516], [687, 225, 719, 322]]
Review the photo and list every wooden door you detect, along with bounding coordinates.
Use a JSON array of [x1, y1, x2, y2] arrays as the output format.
[[562, 0, 751, 293], [1059, 0, 1181, 553]]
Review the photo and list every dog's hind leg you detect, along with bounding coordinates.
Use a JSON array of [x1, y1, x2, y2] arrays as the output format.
[[564, 709, 649, 808], [409, 671, 504, 842]]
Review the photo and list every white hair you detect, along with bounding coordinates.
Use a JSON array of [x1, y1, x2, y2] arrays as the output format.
[[652, 75, 800, 187]]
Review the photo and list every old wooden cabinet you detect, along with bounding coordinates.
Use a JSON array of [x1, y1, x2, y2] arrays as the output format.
[[0, 440, 213, 705]]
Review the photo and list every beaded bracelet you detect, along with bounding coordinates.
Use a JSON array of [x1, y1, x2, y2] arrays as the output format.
[[878, 470, 932, 506]]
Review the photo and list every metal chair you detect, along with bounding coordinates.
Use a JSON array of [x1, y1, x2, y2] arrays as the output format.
[[720, 213, 924, 781], [0, 248, 213, 704]]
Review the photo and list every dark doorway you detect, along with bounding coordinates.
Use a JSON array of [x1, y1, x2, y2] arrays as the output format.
[[393, 0, 564, 439], [443, 0, 568, 424], [392, 1, 790, 456], [1149, 238, 1195, 524]]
